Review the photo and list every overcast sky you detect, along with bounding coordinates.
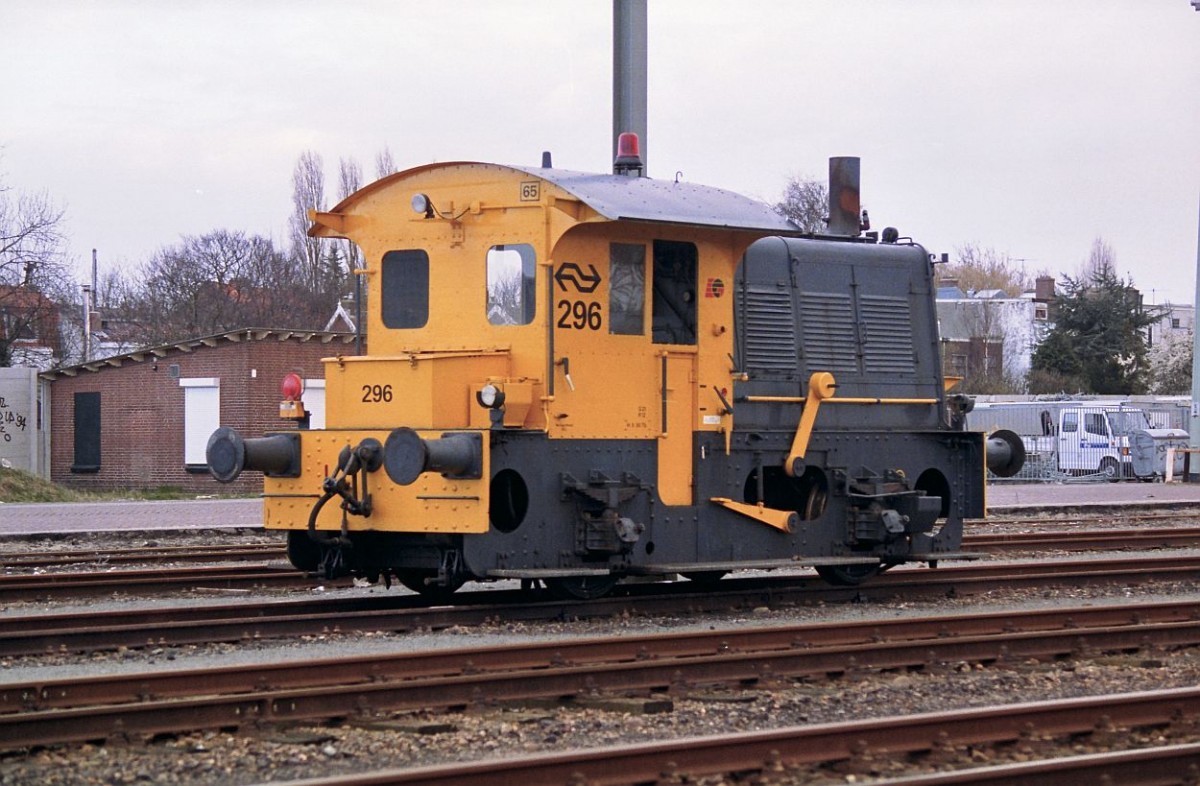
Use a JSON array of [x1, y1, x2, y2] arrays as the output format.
[[5, 1, 1198, 305]]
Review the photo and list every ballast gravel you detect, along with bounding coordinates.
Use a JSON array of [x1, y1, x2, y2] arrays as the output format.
[[4, 646, 1200, 785], [2, 525, 1200, 784]]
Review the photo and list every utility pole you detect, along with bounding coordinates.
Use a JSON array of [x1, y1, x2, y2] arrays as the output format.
[[613, 0, 647, 174], [1191, 193, 1200, 459], [81, 248, 98, 363]]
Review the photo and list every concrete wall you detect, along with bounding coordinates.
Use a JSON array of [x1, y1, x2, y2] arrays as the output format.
[[0, 367, 39, 473]]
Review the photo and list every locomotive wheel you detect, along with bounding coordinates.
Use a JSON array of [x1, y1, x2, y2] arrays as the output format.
[[815, 562, 881, 587], [286, 531, 322, 573], [545, 575, 619, 600], [802, 484, 828, 521], [397, 571, 465, 603]]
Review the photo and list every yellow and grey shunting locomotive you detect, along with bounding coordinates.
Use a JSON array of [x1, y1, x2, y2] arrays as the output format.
[[207, 144, 1023, 599]]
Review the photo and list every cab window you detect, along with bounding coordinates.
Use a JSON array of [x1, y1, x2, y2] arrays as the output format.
[[1084, 413, 1109, 437], [486, 244, 536, 325], [381, 250, 429, 329], [651, 240, 698, 345], [609, 243, 645, 335]]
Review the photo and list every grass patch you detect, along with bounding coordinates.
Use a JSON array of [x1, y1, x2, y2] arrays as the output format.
[[0, 466, 96, 503], [0, 467, 246, 503], [137, 486, 189, 500]]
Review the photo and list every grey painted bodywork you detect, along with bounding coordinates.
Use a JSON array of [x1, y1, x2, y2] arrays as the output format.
[[509, 165, 799, 233]]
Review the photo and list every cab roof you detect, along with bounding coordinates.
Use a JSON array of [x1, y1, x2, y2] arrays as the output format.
[[314, 161, 799, 235], [509, 164, 799, 233]]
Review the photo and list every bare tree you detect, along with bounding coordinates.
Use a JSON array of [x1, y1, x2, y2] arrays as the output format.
[[941, 244, 1032, 296], [1082, 236, 1117, 278], [337, 157, 363, 272], [773, 175, 827, 234], [374, 147, 397, 179], [290, 150, 327, 291], [0, 182, 70, 367], [122, 230, 332, 345], [337, 157, 362, 201]]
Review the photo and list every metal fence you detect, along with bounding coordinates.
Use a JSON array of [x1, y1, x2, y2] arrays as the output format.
[[968, 399, 1192, 483]]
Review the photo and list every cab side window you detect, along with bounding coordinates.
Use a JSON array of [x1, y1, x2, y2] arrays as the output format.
[[381, 250, 429, 329], [486, 244, 536, 325], [1084, 413, 1108, 437], [651, 240, 697, 345], [609, 243, 645, 335]]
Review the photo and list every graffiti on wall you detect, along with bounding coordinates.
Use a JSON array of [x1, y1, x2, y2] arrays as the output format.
[[0, 368, 37, 471], [0, 395, 28, 443]]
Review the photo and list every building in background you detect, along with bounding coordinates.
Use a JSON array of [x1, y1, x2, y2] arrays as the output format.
[[1148, 302, 1195, 348], [935, 276, 1055, 387], [40, 328, 354, 493]]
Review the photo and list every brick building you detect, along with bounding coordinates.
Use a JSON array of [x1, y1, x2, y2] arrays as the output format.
[[41, 328, 354, 494]]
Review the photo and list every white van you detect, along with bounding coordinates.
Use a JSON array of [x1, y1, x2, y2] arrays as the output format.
[[1049, 407, 1146, 478], [971, 404, 1151, 479]]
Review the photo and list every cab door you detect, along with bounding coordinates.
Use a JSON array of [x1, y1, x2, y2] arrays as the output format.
[[1057, 411, 1082, 471], [650, 240, 699, 505], [547, 237, 699, 506]]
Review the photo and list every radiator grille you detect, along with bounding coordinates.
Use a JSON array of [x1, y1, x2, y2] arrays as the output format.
[[739, 286, 797, 373], [860, 295, 915, 375], [800, 293, 859, 373]]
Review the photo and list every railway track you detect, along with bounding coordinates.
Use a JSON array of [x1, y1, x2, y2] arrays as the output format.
[[980, 508, 1200, 528], [3, 599, 1199, 755], [5, 526, 1200, 784], [5, 553, 1200, 657], [5, 526, 1200, 602], [965, 526, 1200, 552], [0, 542, 282, 568], [272, 691, 1200, 786], [0, 562, 325, 601], [4, 507, 1200, 574]]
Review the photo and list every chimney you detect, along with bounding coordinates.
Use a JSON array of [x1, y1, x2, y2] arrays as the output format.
[[1035, 275, 1056, 302]]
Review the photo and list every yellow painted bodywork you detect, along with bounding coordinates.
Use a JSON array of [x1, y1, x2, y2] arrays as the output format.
[[709, 497, 797, 532], [322, 351, 534, 430], [264, 162, 774, 533], [263, 428, 489, 533]]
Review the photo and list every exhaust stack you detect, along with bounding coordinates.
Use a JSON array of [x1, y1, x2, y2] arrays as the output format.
[[828, 156, 862, 236]]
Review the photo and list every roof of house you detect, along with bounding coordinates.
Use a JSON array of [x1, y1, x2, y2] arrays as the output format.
[[40, 327, 356, 380]]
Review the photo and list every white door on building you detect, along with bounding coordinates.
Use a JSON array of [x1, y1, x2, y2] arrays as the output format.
[[304, 379, 326, 429], [180, 377, 220, 468]]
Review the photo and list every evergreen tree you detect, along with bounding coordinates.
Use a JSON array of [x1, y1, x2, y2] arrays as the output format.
[[1030, 266, 1160, 394]]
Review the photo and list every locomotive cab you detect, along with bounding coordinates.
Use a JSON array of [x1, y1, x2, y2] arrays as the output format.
[[209, 156, 1017, 599]]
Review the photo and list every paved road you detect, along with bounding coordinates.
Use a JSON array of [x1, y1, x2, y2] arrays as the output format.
[[0, 498, 263, 536], [989, 479, 1200, 509], [4, 481, 1200, 537]]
